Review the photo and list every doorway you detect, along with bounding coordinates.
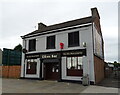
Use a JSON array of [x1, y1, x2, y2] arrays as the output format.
[[44, 63, 59, 80]]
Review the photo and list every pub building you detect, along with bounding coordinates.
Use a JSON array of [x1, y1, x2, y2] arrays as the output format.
[[21, 8, 105, 84]]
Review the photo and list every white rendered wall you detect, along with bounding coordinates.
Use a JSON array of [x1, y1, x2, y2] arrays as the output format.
[[20, 40, 25, 77], [61, 26, 95, 82], [93, 23, 103, 58], [80, 26, 95, 82], [21, 25, 95, 82], [25, 26, 92, 53]]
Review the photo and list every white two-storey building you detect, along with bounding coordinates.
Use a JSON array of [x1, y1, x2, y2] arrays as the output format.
[[21, 8, 105, 84]]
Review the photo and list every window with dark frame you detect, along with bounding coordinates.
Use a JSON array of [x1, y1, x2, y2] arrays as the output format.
[[68, 31, 79, 47], [66, 57, 83, 76], [67, 57, 83, 70], [29, 39, 36, 51], [46, 35, 55, 49], [26, 59, 37, 74]]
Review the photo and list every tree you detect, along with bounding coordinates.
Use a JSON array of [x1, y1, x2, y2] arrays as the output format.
[[113, 61, 120, 68], [14, 44, 22, 52]]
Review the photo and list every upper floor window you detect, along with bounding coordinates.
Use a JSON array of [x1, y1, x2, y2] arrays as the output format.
[[68, 31, 79, 47], [46, 35, 55, 49], [29, 39, 36, 51]]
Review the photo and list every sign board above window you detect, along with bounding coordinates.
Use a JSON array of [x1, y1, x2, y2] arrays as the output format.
[[25, 49, 86, 59], [62, 49, 86, 57], [40, 53, 60, 59]]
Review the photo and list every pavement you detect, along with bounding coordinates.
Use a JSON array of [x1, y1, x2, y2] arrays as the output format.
[[1, 72, 120, 94], [75, 73, 119, 93], [2, 79, 87, 93], [81, 85, 118, 93]]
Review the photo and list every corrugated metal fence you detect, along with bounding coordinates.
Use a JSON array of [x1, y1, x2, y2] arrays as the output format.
[[2, 48, 22, 66]]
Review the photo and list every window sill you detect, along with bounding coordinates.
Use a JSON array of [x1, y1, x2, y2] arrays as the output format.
[[68, 45, 80, 48], [46, 48, 55, 50], [28, 50, 36, 52]]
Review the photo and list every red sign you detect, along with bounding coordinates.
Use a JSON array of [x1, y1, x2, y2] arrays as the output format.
[[60, 43, 64, 49]]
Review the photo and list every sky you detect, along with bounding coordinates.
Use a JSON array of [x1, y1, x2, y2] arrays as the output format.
[[0, 0, 119, 62]]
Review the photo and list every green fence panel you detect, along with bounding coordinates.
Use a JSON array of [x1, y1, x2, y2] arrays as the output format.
[[2, 48, 22, 66]]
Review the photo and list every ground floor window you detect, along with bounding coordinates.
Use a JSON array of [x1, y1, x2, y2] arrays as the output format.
[[66, 57, 83, 76], [26, 59, 37, 74]]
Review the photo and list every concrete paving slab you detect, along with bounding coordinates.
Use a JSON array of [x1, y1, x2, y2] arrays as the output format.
[[81, 85, 118, 93]]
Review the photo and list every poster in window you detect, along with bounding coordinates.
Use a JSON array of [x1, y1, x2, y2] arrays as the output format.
[[28, 63, 31, 69], [72, 57, 77, 69], [67, 57, 71, 69], [78, 57, 82, 65]]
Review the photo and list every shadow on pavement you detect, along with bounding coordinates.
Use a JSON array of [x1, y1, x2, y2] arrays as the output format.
[[97, 71, 120, 88]]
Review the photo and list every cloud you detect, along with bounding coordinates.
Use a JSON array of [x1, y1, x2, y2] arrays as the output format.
[[0, 1, 118, 62], [104, 42, 118, 62], [0, 35, 22, 50], [102, 26, 118, 62]]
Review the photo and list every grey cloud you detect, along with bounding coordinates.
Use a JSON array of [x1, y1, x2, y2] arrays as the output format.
[[0, 1, 118, 62]]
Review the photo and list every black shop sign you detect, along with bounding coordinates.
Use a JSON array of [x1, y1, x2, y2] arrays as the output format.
[[40, 53, 60, 59], [62, 49, 86, 56]]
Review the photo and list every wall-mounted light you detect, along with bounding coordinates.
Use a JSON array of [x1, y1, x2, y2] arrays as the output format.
[[36, 39, 38, 41], [83, 42, 86, 47], [22, 48, 27, 53]]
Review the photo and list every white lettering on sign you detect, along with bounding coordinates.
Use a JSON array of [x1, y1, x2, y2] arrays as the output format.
[[52, 54, 57, 58], [26, 55, 39, 58], [63, 52, 83, 56], [41, 54, 58, 59]]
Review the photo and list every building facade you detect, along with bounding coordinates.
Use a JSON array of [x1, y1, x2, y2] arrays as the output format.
[[21, 8, 105, 84]]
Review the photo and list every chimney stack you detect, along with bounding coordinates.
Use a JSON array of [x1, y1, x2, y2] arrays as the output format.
[[38, 23, 47, 30], [91, 7, 100, 19], [91, 7, 102, 36]]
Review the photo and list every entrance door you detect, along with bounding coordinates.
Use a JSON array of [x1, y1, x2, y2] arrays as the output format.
[[44, 63, 59, 80]]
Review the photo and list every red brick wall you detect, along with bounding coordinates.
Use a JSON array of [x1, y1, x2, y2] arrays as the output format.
[[0, 66, 21, 78], [94, 55, 105, 84], [0, 66, 2, 77]]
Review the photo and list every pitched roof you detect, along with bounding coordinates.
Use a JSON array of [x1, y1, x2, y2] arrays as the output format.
[[23, 16, 93, 37]]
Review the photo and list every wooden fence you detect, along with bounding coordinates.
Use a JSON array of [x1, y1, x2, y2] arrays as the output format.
[[0, 66, 21, 78]]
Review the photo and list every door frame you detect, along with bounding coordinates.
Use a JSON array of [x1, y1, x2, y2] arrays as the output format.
[[42, 58, 61, 81], [44, 62, 59, 80]]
